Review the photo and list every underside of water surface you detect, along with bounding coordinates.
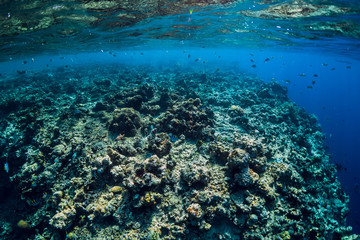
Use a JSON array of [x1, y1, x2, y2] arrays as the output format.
[[0, 1, 359, 240]]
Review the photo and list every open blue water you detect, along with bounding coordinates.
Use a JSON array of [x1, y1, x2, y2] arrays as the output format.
[[0, 0, 360, 238]]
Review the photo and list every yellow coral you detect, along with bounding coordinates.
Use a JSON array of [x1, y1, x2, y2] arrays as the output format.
[[17, 219, 30, 229], [110, 186, 123, 193]]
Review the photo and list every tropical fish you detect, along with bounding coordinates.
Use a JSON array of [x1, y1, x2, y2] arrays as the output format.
[[42, 192, 48, 199], [169, 133, 178, 142], [4, 162, 9, 173], [31, 180, 37, 187], [27, 199, 41, 206], [264, 58, 270, 62]]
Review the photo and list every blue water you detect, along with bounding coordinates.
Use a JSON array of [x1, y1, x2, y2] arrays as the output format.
[[1, 0, 360, 237]]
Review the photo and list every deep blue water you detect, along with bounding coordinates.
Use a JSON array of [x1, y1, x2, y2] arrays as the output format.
[[1, 0, 360, 236]]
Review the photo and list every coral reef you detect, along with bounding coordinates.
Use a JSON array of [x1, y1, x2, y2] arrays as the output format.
[[0, 64, 357, 239]]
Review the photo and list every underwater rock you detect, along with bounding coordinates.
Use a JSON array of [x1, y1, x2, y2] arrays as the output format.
[[49, 205, 76, 230], [227, 148, 250, 171], [156, 98, 214, 139], [148, 132, 172, 157], [109, 107, 141, 136], [125, 95, 143, 110], [181, 163, 210, 188], [234, 168, 259, 188]]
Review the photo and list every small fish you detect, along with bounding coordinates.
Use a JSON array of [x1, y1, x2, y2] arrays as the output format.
[[346, 66, 351, 69], [264, 58, 270, 62], [322, 63, 328, 66], [250, 59, 254, 62], [31, 180, 37, 187], [140, 52, 144, 55], [23, 61, 27, 64], [17, 70, 26, 74], [331, 68, 335, 71], [284, 80, 291, 83], [314, 74, 318, 77], [218, 56, 221, 59], [307, 86, 313, 89], [27, 199, 41, 206], [72, 152, 77, 160], [188, 54, 191, 59], [42, 192, 48, 199], [195, 58, 201, 62], [251, 65, 256, 68], [169, 133, 178, 142], [4, 162, 9, 173], [299, 73, 306, 77], [215, 68, 220, 72], [312, 80, 316, 85]]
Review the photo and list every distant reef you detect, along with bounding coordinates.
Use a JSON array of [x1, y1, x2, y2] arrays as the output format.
[[0, 65, 358, 239]]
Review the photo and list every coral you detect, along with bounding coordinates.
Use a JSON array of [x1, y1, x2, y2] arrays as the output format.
[[0, 66, 357, 240], [156, 98, 214, 139], [17, 220, 30, 229], [109, 108, 141, 136]]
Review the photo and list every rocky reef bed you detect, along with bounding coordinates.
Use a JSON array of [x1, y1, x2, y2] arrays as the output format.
[[0, 64, 358, 239]]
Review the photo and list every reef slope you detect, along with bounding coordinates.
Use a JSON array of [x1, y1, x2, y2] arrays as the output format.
[[0, 64, 357, 239]]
